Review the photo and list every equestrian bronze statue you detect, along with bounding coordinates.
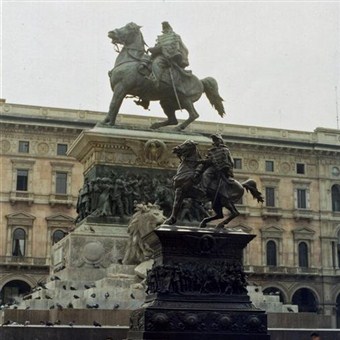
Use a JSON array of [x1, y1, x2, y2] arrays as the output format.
[[164, 138, 264, 229], [103, 22, 225, 130]]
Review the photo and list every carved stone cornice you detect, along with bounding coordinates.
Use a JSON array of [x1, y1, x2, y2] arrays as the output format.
[[0, 121, 82, 135], [69, 127, 207, 172], [260, 225, 284, 239], [261, 207, 283, 220], [46, 213, 75, 228], [293, 209, 314, 221], [49, 194, 74, 208], [50, 161, 74, 169], [9, 191, 34, 206], [6, 211, 36, 227], [292, 226, 315, 240]]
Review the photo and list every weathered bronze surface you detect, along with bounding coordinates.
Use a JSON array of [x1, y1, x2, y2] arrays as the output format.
[[165, 137, 264, 229], [75, 166, 210, 224], [103, 22, 225, 130], [127, 226, 270, 340]]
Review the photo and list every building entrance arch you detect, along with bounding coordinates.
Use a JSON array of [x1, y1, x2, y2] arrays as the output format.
[[0, 280, 31, 304], [292, 288, 318, 313]]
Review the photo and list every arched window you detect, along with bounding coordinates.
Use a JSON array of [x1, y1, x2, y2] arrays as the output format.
[[298, 242, 309, 268], [52, 230, 66, 244], [332, 185, 340, 212], [266, 240, 277, 266], [12, 228, 26, 256]]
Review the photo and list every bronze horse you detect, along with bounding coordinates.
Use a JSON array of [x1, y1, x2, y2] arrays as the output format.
[[164, 140, 264, 229], [103, 22, 225, 130]]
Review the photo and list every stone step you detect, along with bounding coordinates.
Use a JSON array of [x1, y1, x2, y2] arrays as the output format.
[[95, 277, 137, 290], [106, 264, 136, 276], [51, 267, 107, 282]]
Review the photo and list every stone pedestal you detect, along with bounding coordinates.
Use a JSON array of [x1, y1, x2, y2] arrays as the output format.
[[127, 226, 270, 340], [52, 217, 128, 276]]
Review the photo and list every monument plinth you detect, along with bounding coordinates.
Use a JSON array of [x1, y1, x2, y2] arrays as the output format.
[[127, 226, 270, 340]]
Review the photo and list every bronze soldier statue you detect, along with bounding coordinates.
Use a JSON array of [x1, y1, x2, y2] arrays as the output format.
[[195, 134, 234, 192], [148, 21, 190, 89], [104, 21, 225, 130]]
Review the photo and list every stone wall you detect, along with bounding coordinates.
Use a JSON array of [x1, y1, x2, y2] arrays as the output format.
[[3, 308, 130, 326], [0, 326, 128, 340], [267, 313, 332, 328], [1, 326, 339, 340]]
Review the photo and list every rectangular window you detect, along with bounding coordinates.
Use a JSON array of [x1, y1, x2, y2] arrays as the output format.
[[57, 144, 68, 156], [234, 158, 242, 169], [16, 170, 28, 191], [296, 163, 305, 174], [18, 141, 29, 153], [56, 172, 68, 194], [297, 189, 307, 209], [298, 242, 309, 268], [265, 160, 274, 172], [266, 240, 277, 266], [265, 187, 275, 207]]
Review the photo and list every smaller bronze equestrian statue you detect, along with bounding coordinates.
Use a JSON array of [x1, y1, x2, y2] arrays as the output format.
[[103, 22, 225, 131], [164, 135, 264, 229]]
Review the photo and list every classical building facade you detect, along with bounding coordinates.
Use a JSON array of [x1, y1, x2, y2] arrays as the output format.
[[1, 100, 340, 326], [0, 100, 96, 303]]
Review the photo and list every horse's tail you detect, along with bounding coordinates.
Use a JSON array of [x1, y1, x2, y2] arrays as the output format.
[[242, 179, 264, 203], [201, 77, 225, 118]]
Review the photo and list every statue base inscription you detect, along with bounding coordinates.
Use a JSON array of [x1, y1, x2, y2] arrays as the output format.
[[126, 226, 270, 339]]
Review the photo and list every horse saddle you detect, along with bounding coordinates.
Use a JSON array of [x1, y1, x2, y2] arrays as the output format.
[[138, 56, 152, 76], [137, 55, 193, 96]]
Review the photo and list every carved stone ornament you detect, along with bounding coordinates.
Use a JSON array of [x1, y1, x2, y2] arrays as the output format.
[[0, 140, 11, 153], [144, 139, 167, 163], [280, 162, 290, 174], [131, 309, 268, 334], [37, 142, 50, 155], [82, 241, 106, 263], [248, 159, 259, 171]]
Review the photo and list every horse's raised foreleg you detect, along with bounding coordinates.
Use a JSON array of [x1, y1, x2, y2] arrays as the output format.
[[199, 202, 223, 228], [103, 84, 126, 125], [164, 188, 183, 225], [216, 202, 240, 229], [175, 99, 199, 131], [150, 101, 178, 129]]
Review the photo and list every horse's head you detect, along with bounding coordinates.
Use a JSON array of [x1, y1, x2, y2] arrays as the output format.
[[108, 22, 142, 46], [173, 140, 199, 160]]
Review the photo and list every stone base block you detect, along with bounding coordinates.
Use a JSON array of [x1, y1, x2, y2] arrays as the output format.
[[128, 331, 270, 340], [126, 226, 271, 339], [128, 305, 269, 340]]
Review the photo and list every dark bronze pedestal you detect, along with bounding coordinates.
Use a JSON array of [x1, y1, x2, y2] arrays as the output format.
[[127, 226, 270, 340]]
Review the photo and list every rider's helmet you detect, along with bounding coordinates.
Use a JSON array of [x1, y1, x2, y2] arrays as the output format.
[[161, 21, 173, 33], [210, 134, 224, 144]]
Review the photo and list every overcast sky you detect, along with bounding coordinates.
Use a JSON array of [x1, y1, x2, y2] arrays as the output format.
[[1, 1, 339, 132]]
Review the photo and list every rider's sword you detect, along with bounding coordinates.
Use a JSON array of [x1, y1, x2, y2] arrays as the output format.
[[212, 176, 222, 207], [169, 65, 183, 111], [212, 173, 230, 207]]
